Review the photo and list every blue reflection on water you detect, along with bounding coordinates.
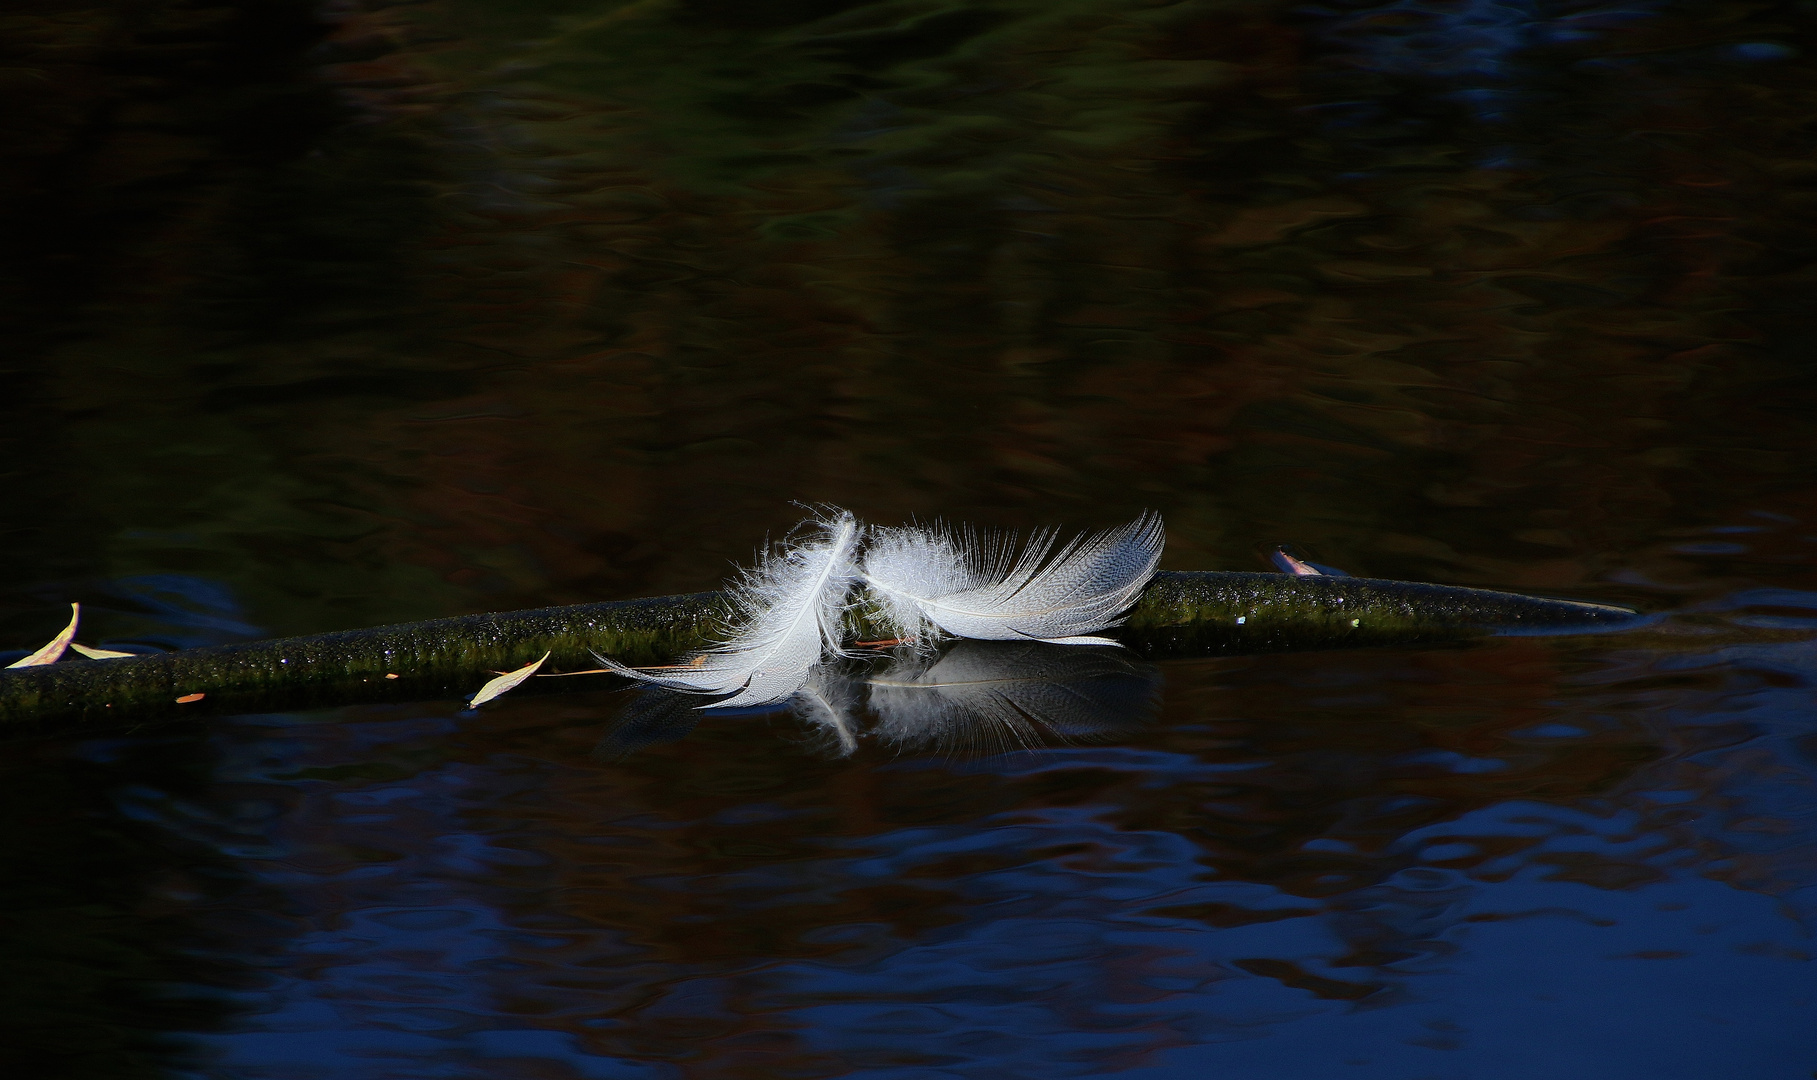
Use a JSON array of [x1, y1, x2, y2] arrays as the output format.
[[1314, 0, 1666, 83], [153, 590, 1817, 1079], [1306, 0, 1672, 174], [92, 574, 265, 649]]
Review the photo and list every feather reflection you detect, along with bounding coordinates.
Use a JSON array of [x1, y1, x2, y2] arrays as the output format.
[[596, 641, 1161, 759], [865, 641, 1161, 756], [790, 665, 864, 757], [592, 684, 705, 760]]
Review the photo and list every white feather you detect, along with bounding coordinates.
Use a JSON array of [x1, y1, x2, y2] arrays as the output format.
[[860, 511, 1164, 645], [593, 511, 859, 707]]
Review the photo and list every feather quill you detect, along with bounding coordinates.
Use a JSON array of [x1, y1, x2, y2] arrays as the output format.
[[593, 511, 859, 707], [860, 511, 1165, 645]]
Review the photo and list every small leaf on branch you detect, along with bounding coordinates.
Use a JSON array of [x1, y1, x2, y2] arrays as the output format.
[[7, 603, 80, 668], [71, 643, 137, 660], [468, 652, 550, 708]]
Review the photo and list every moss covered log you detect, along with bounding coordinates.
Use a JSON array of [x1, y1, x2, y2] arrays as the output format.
[[0, 572, 1637, 727]]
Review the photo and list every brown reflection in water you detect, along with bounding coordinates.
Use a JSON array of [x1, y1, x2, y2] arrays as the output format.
[[362, 0, 1817, 604], [3, 0, 1815, 638]]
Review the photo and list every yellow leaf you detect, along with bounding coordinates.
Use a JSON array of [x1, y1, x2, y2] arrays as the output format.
[[7, 603, 79, 668], [467, 652, 550, 708], [71, 642, 136, 660]]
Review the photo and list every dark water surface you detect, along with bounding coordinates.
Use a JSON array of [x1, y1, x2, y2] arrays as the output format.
[[4, 0, 1817, 1076]]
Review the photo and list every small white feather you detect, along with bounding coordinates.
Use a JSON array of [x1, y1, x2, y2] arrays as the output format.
[[593, 511, 859, 707], [861, 511, 1164, 645]]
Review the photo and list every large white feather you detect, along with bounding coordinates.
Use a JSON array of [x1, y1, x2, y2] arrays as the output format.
[[861, 511, 1164, 645], [593, 511, 859, 707]]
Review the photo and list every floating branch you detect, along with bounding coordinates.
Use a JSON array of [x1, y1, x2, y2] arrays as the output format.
[[0, 572, 1636, 729], [1116, 571, 1637, 655]]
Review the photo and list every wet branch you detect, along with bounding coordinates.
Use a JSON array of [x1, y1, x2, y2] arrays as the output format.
[[0, 572, 1636, 728]]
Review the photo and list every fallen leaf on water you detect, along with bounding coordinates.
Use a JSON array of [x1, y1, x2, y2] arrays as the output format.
[[468, 652, 550, 708], [176, 693, 205, 704], [71, 643, 136, 660], [7, 603, 80, 668]]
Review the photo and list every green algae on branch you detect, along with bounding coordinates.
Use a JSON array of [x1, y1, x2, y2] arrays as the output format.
[[0, 592, 730, 728], [0, 572, 1639, 728], [1119, 571, 1639, 655]]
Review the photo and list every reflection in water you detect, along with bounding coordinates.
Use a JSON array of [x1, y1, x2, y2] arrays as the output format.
[[4, 0, 1817, 1075], [0, 733, 249, 1079], [149, 591, 1817, 1078], [8, 0, 1816, 637], [864, 641, 1161, 755], [600, 640, 1162, 759], [790, 663, 868, 758], [593, 683, 710, 761]]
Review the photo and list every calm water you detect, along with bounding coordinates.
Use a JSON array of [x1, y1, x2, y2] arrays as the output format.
[[4, 0, 1817, 1076]]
